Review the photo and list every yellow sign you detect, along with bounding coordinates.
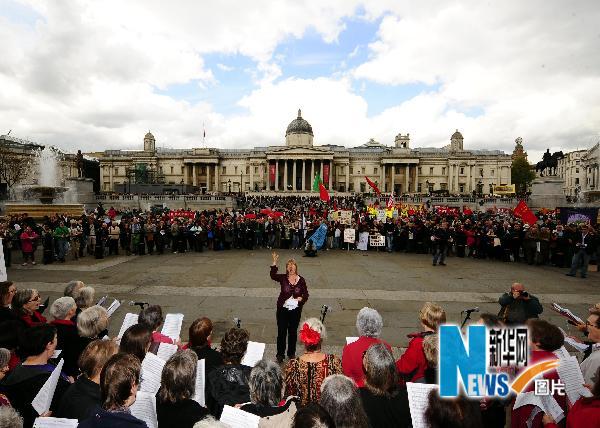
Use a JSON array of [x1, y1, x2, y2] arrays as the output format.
[[493, 184, 515, 195]]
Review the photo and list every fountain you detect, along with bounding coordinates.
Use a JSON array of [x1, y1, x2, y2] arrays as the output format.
[[4, 146, 89, 219]]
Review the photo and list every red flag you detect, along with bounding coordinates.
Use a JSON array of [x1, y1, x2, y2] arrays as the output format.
[[387, 193, 395, 209], [365, 176, 381, 195], [319, 182, 330, 202], [513, 200, 538, 225]]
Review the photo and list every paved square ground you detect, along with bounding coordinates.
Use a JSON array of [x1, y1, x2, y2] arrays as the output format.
[[7, 249, 598, 356]]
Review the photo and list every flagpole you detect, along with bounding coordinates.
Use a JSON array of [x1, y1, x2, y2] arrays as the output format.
[[202, 122, 206, 148]]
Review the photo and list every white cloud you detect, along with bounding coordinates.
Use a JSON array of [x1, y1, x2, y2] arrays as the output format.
[[0, 0, 599, 162]]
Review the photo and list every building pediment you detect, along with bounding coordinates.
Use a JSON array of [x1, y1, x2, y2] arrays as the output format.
[[266, 145, 333, 157]]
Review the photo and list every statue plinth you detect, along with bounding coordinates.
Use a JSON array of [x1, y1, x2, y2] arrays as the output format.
[[529, 176, 566, 209]]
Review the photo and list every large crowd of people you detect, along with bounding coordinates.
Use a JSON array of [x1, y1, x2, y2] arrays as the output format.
[[0, 278, 599, 427], [0, 195, 597, 277]]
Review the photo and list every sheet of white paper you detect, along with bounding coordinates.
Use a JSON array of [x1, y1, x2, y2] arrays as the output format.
[[406, 382, 438, 428], [51, 350, 61, 359], [220, 405, 260, 428], [193, 359, 206, 407], [241, 341, 265, 367], [33, 417, 79, 428], [32, 359, 64, 415], [557, 356, 593, 404], [156, 343, 178, 361], [539, 393, 564, 422], [553, 346, 570, 360], [96, 296, 108, 306], [161, 313, 184, 340], [117, 313, 139, 339], [346, 337, 359, 345], [283, 297, 298, 310], [514, 391, 564, 423], [106, 299, 121, 317], [140, 352, 166, 394], [564, 336, 589, 353], [130, 391, 158, 428], [513, 390, 543, 410], [552, 303, 584, 324]]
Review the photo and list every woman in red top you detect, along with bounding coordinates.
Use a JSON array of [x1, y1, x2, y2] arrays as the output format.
[[270, 251, 309, 363], [19, 226, 38, 266], [12, 288, 46, 327], [342, 307, 392, 387], [396, 302, 446, 383]]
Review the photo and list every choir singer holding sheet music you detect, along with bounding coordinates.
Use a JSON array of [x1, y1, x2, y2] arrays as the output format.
[[270, 252, 309, 364]]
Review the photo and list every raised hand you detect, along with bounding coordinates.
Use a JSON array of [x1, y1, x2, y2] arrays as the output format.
[[272, 251, 279, 265]]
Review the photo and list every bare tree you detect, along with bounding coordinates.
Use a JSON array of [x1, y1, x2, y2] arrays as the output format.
[[0, 141, 30, 191]]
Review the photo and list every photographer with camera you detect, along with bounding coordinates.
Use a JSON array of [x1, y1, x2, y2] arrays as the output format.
[[498, 282, 543, 325]]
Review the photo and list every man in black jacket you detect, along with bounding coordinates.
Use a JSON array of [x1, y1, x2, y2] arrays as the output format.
[[498, 283, 543, 325], [432, 222, 449, 266], [566, 224, 597, 279]]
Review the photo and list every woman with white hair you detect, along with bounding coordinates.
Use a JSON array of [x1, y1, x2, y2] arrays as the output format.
[[284, 318, 342, 407], [75, 286, 96, 311], [0, 407, 23, 428], [75, 306, 109, 360], [49, 296, 79, 376], [319, 374, 369, 428], [359, 343, 411, 428], [240, 359, 297, 423], [342, 307, 392, 386]]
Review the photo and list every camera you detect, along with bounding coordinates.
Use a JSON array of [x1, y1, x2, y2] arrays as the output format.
[[519, 291, 529, 297]]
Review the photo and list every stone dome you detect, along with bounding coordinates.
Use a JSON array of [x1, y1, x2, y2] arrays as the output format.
[[285, 109, 313, 137], [451, 129, 463, 139], [145, 131, 155, 139]]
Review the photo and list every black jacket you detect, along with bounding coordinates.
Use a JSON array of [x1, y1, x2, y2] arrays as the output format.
[[50, 320, 81, 377], [206, 364, 251, 418], [56, 375, 101, 421], [498, 293, 543, 325], [156, 398, 209, 428], [79, 407, 148, 428], [360, 386, 412, 428], [0, 363, 70, 428]]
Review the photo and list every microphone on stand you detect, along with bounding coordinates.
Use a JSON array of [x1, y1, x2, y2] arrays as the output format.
[[129, 301, 149, 310]]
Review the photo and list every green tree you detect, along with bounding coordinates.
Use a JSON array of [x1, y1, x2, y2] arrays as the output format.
[[511, 156, 536, 195]]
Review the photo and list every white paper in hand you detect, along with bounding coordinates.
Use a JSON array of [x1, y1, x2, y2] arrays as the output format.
[[556, 356, 593, 404], [346, 337, 359, 345], [563, 336, 589, 353], [156, 343, 178, 361], [193, 359, 206, 407], [161, 313, 184, 341], [283, 297, 298, 310], [51, 350, 62, 359], [406, 382, 438, 428], [32, 359, 65, 415], [140, 352, 166, 394], [130, 391, 158, 428], [241, 341, 265, 367], [106, 299, 121, 317], [117, 313, 139, 339], [33, 417, 79, 428], [220, 405, 260, 428]]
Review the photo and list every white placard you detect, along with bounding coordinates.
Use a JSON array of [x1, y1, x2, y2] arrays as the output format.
[[130, 390, 158, 428], [51, 350, 62, 359], [161, 313, 184, 341], [0, 239, 7, 282], [193, 359, 206, 407], [220, 405, 260, 428], [156, 343, 178, 361], [369, 234, 385, 246], [339, 210, 352, 225], [32, 359, 64, 415], [357, 232, 369, 251], [406, 382, 438, 428], [346, 337, 359, 345], [106, 299, 121, 317], [33, 417, 78, 428], [343, 228, 355, 244], [117, 313, 139, 339], [241, 341, 265, 367], [376, 209, 387, 222], [140, 352, 166, 394]]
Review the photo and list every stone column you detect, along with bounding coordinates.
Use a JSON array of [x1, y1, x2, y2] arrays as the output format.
[[215, 162, 220, 192], [206, 163, 211, 192], [192, 164, 197, 187], [328, 160, 332, 190], [345, 163, 350, 192], [249, 163, 254, 191], [447, 163, 452, 192], [456, 165, 460, 193], [466, 164, 471, 192], [310, 160, 314, 190], [319, 160, 324, 184], [301, 160, 306, 191], [391, 163, 395, 194], [405, 164, 409, 194], [415, 164, 419, 193], [380, 164, 384, 192], [275, 160, 279, 191], [109, 165, 114, 191], [293, 160, 297, 191], [284, 160, 289, 192]]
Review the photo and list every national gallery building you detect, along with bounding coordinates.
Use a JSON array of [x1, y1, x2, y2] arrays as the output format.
[[94, 110, 513, 195]]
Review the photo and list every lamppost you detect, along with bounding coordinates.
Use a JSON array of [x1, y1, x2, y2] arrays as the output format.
[[180, 179, 184, 195], [228, 179, 231, 193]]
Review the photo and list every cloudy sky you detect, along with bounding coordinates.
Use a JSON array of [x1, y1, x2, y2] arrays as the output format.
[[1, 0, 599, 161]]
